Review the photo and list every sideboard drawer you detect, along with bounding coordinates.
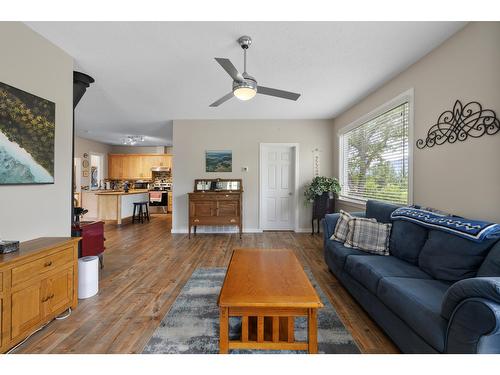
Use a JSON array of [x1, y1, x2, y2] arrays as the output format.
[[11, 246, 74, 287], [189, 193, 239, 201]]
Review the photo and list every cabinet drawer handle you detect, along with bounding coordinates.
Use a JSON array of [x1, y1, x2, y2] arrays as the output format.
[[230, 219, 236, 223], [225, 195, 229, 197], [42, 294, 55, 302], [44, 261, 53, 267], [194, 219, 200, 223]]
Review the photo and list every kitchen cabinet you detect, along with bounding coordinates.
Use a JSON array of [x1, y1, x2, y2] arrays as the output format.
[[0, 238, 79, 353], [108, 154, 124, 179], [108, 154, 172, 180]]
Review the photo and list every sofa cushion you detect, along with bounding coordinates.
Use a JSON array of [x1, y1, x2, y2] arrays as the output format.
[[345, 217, 392, 255], [389, 220, 428, 264], [477, 240, 500, 277], [377, 277, 451, 352], [418, 230, 498, 281], [366, 200, 400, 223], [325, 240, 368, 271], [331, 210, 354, 243], [344, 255, 432, 294]]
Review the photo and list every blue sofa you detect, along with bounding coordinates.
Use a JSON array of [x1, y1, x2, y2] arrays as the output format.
[[323, 200, 500, 353]]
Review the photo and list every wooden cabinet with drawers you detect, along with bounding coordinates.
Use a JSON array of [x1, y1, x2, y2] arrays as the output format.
[[108, 154, 172, 180], [188, 179, 243, 239], [0, 237, 79, 353]]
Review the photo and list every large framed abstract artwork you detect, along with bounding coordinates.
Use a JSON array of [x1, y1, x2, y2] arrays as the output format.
[[205, 150, 232, 172], [0, 81, 55, 184]]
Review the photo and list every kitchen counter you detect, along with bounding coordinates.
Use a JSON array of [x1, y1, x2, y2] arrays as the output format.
[[95, 189, 149, 196], [96, 190, 149, 224]]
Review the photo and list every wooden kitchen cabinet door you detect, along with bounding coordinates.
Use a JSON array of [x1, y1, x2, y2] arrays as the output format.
[[10, 281, 44, 342], [127, 156, 143, 179], [108, 154, 124, 179], [43, 268, 74, 317]]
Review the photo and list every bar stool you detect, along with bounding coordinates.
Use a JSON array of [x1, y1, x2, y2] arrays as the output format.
[[132, 202, 150, 223]]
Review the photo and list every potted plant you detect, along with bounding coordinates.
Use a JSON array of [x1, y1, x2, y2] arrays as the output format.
[[304, 176, 341, 234], [304, 176, 341, 204]]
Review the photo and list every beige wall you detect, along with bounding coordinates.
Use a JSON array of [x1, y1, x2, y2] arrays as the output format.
[[332, 22, 500, 222], [75, 136, 112, 187], [0, 22, 73, 241], [172, 119, 335, 232]]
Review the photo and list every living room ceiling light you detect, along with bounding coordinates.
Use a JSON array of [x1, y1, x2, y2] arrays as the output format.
[[209, 36, 301, 107], [122, 135, 145, 145], [233, 78, 257, 101]]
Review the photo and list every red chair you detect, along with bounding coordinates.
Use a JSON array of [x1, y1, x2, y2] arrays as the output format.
[[72, 221, 105, 268]]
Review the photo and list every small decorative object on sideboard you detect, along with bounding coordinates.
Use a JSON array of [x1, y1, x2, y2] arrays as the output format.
[[304, 176, 341, 235], [0, 238, 20, 254]]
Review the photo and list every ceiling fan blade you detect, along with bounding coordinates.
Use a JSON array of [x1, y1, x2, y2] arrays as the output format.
[[257, 86, 301, 101], [215, 58, 244, 82], [209, 92, 234, 107]]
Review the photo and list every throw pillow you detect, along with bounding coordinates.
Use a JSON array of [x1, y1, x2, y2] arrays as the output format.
[[345, 217, 392, 256], [330, 210, 352, 243]]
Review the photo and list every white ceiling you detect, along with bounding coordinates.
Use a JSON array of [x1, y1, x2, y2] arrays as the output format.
[[26, 21, 466, 146]]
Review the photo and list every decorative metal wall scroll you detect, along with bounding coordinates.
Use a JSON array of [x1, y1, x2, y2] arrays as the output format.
[[312, 148, 321, 177], [416, 100, 500, 149]]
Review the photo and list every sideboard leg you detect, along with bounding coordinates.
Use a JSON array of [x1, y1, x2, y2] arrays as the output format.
[[188, 225, 191, 239]]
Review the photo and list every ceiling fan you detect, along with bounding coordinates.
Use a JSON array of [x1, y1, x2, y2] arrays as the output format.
[[209, 36, 301, 107]]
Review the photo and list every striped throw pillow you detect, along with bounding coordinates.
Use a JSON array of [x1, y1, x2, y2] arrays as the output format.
[[345, 217, 392, 256]]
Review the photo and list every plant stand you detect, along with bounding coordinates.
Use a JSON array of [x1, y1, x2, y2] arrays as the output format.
[[311, 192, 335, 235]]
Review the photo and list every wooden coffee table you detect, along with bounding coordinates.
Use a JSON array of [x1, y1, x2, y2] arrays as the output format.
[[217, 248, 323, 353]]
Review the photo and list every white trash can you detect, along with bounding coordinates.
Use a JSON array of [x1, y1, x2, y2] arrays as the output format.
[[78, 256, 99, 299]]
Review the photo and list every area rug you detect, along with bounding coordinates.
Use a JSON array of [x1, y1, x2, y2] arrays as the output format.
[[142, 268, 360, 354]]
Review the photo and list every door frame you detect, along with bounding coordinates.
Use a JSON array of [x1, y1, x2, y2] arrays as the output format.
[[259, 143, 300, 232]]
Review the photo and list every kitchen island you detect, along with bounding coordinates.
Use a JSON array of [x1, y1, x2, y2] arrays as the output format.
[[95, 189, 149, 224]]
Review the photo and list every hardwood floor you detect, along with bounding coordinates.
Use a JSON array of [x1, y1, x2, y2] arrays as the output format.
[[15, 214, 399, 354]]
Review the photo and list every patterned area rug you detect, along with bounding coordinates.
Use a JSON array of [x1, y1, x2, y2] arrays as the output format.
[[143, 268, 360, 354]]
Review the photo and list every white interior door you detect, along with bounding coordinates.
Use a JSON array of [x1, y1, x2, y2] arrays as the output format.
[[260, 144, 296, 230]]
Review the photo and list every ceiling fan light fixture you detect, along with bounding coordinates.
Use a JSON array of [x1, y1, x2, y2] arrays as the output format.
[[232, 78, 257, 101], [233, 86, 257, 101], [209, 35, 301, 107]]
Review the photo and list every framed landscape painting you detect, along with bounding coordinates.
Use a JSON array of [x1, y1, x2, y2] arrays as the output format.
[[206, 150, 232, 172], [0, 81, 55, 184]]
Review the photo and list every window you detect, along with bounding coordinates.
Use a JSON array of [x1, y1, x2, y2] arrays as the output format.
[[339, 91, 412, 205]]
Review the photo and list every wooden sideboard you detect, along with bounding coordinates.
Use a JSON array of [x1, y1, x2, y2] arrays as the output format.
[[188, 179, 243, 239], [0, 237, 79, 353]]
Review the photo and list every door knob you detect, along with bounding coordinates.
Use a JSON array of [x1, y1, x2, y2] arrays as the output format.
[[288, 192, 293, 196]]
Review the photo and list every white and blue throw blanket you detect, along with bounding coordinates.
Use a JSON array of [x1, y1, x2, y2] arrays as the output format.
[[391, 207, 500, 243]]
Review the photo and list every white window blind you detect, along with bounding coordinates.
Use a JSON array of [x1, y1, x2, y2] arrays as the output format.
[[340, 101, 409, 205]]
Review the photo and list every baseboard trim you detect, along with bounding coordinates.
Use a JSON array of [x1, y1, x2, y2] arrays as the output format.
[[170, 228, 320, 234], [171, 228, 263, 234], [295, 227, 320, 233]]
